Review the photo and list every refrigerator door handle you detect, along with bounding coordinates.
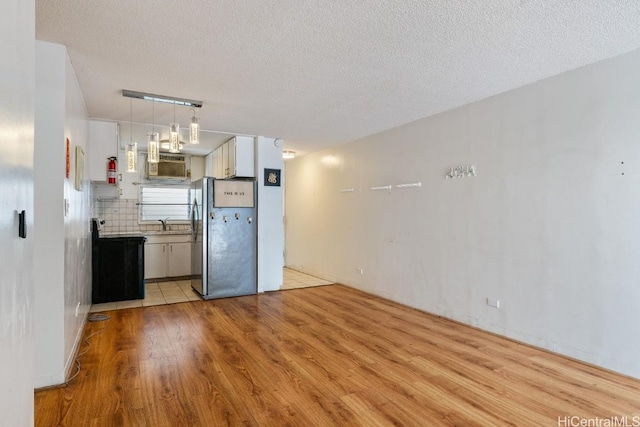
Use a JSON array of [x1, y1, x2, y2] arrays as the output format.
[[191, 199, 199, 240]]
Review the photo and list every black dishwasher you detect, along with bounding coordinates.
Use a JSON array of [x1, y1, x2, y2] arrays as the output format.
[[91, 220, 146, 304]]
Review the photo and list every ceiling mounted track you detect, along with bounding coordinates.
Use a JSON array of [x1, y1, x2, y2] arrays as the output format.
[[122, 90, 202, 108]]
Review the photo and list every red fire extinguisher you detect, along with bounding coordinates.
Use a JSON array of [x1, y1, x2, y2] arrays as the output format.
[[107, 157, 117, 184]]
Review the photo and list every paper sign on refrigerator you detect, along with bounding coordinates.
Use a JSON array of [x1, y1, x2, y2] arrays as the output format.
[[213, 180, 255, 207]]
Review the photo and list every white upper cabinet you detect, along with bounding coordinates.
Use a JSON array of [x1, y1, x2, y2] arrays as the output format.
[[204, 152, 214, 177], [213, 136, 255, 179], [88, 121, 118, 181], [229, 136, 255, 178], [221, 142, 229, 178], [216, 145, 224, 178]]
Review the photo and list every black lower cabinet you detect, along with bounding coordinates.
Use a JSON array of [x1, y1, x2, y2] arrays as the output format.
[[92, 236, 146, 304]]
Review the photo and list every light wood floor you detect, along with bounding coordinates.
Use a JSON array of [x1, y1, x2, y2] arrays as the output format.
[[35, 285, 640, 426]]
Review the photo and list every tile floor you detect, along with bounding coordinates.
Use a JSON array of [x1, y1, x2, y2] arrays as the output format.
[[90, 280, 201, 313], [280, 267, 333, 290], [90, 269, 334, 312]]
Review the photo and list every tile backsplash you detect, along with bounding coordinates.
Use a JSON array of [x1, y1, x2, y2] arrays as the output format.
[[96, 198, 191, 235]]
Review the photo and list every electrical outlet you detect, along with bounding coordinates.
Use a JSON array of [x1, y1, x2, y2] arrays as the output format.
[[75, 302, 81, 317], [357, 268, 363, 275], [486, 298, 500, 309]]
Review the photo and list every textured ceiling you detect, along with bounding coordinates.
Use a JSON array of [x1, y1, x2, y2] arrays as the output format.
[[36, 1, 640, 156]]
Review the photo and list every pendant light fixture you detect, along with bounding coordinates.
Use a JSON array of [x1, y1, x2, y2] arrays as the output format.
[[169, 102, 180, 153], [126, 99, 138, 173], [189, 108, 200, 144], [126, 141, 138, 172], [147, 98, 160, 163], [121, 91, 203, 154]]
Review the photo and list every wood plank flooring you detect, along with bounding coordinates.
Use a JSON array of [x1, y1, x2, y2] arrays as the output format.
[[35, 285, 640, 426]]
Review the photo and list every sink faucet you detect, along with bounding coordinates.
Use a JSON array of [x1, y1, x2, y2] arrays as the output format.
[[158, 217, 169, 231]]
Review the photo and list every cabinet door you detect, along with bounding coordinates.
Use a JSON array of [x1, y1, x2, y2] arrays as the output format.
[[217, 146, 224, 179], [145, 243, 166, 279], [88, 121, 118, 182], [93, 238, 144, 303], [227, 139, 236, 177], [167, 242, 192, 277], [232, 136, 255, 177], [222, 142, 229, 178], [205, 152, 213, 177], [122, 239, 145, 300]]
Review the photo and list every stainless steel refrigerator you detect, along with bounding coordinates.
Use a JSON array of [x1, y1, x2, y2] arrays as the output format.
[[191, 178, 257, 299]]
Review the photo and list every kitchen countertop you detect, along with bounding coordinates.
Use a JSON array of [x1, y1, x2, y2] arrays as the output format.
[[145, 230, 192, 236], [100, 230, 192, 237], [97, 234, 147, 240]]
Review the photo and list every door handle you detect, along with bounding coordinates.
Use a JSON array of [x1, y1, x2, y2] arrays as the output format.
[[18, 210, 26, 238]]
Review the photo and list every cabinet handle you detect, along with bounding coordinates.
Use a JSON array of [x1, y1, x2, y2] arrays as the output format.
[[163, 246, 165, 253]]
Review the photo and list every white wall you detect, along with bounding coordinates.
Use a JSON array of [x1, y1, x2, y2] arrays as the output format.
[[191, 156, 205, 181], [34, 41, 91, 388], [0, 0, 35, 424], [285, 48, 640, 378], [257, 137, 284, 292], [34, 41, 66, 387], [62, 44, 92, 382]]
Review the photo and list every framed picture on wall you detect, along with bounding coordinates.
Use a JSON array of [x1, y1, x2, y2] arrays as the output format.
[[264, 168, 281, 187], [65, 138, 71, 179], [75, 146, 84, 191]]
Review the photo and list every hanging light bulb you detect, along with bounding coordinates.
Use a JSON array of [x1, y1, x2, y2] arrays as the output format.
[[147, 132, 159, 163], [169, 123, 180, 153], [147, 98, 159, 163], [126, 99, 138, 173], [126, 142, 138, 172], [189, 109, 199, 144], [169, 102, 180, 153]]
